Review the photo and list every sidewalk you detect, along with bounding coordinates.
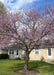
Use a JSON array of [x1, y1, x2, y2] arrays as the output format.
[[46, 61, 54, 64]]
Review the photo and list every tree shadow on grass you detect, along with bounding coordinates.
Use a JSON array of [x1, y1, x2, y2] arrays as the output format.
[[10, 61, 54, 73], [10, 61, 43, 70], [28, 61, 54, 72], [28, 61, 47, 69], [10, 62, 24, 70]]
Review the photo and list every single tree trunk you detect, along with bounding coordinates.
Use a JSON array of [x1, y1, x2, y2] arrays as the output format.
[[24, 50, 29, 71]]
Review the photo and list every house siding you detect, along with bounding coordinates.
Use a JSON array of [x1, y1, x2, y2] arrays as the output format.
[[29, 48, 54, 62]]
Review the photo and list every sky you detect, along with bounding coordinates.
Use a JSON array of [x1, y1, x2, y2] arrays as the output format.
[[0, 0, 54, 10]]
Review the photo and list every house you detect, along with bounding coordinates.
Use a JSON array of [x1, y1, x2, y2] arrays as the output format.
[[29, 40, 54, 62], [0, 44, 25, 59], [0, 40, 54, 62], [0, 49, 25, 59]]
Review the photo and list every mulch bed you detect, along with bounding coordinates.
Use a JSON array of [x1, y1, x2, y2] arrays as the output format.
[[14, 69, 40, 74]]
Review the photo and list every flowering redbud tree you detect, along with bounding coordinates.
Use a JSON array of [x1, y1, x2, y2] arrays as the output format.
[[0, 4, 54, 71]]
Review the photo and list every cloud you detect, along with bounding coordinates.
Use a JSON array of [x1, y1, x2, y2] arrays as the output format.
[[0, 0, 4, 3], [4, 0, 39, 10]]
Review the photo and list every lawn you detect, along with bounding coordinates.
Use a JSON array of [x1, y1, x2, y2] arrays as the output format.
[[0, 60, 54, 75]]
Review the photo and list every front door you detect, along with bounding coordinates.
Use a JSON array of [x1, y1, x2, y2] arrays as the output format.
[[16, 50, 18, 57]]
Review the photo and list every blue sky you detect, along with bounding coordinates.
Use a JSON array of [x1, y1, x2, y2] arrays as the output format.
[[0, 0, 54, 10]]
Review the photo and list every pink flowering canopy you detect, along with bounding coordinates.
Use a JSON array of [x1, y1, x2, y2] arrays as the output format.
[[0, 3, 54, 71], [0, 3, 54, 51]]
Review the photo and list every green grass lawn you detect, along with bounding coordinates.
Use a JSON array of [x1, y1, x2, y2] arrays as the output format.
[[0, 60, 54, 75]]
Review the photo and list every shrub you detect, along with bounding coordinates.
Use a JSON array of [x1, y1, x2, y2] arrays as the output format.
[[21, 54, 26, 60], [21, 54, 30, 60], [0, 54, 9, 59], [16, 57, 21, 60], [41, 56, 44, 61]]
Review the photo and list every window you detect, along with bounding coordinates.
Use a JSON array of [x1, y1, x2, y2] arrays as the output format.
[[16, 50, 18, 55], [9, 50, 14, 54], [48, 48, 51, 56], [47, 48, 52, 58], [35, 49, 40, 55]]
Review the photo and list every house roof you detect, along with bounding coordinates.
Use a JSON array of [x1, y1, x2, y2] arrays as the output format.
[[5, 40, 54, 50], [5, 44, 24, 50], [35, 39, 54, 49]]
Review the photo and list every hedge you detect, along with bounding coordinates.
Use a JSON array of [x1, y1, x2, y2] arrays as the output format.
[[0, 54, 9, 59]]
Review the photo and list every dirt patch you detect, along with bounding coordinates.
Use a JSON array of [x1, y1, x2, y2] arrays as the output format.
[[14, 69, 40, 74]]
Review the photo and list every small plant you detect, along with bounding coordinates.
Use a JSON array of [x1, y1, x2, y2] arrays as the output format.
[[21, 54, 26, 60], [16, 57, 21, 60], [41, 56, 44, 61]]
